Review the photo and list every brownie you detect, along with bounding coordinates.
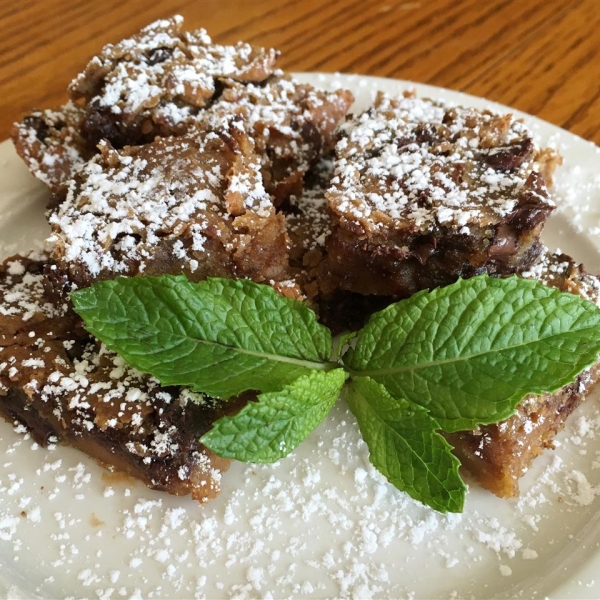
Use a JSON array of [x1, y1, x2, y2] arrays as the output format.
[[11, 16, 353, 203], [0, 255, 233, 502], [322, 92, 561, 298], [47, 126, 290, 295], [68, 15, 278, 148], [447, 249, 600, 497], [202, 79, 353, 203]]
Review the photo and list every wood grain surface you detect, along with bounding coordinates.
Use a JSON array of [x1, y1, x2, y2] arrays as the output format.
[[1, 0, 599, 143]]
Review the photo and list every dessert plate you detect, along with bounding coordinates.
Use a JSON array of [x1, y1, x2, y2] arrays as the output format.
[[1, 73, 600, 600]]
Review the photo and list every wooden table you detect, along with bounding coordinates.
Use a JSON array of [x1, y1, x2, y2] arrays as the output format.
[[1, 0, 599, 144]]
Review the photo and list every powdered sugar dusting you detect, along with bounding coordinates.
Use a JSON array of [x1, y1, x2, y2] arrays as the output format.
[[69, 16, 278, 127], [0, 396, 598, 598], [329, 92, 556, 233], [48, 132, 275, 279]]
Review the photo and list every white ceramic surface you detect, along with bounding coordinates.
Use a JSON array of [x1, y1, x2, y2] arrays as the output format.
[[0, 73, 599, 600]]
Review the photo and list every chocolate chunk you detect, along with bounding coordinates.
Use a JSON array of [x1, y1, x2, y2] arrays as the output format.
[[487, 224, 518, 258], [483, 138, 534, 171], [146, 47, 173, 65]]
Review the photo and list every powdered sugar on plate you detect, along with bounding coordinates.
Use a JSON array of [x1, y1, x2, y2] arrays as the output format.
[[0, 397, 598, 599]]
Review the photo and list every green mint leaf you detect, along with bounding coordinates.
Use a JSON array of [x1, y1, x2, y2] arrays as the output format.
[[71, 276, 334, 399], [343, 275, 600, 432], [201, 369, 348, 462], [345, 376, 465, 513]]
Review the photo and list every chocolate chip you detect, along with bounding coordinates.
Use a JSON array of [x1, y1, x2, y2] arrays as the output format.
[[508, 172, 555, 230], [410, 234, 437, 264], [483, 138, 534, 171], [413, 123, 438, 144], [487, 224, 518, 257], [23, 116, 50, 143], [146, 47, 173, 65], [82, 103, 129, 148]]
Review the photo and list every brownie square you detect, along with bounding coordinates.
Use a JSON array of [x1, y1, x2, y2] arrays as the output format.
[[47, 126, 290, 293], [448, 249, 600, 497], [0, 255, 232, 502], [323, 92, 561, 298], [69, 15, 279, 148]]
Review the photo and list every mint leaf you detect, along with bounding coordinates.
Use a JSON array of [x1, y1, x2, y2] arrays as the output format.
[[343, 275, 600, 432], [71, 276, 334, 399], [201, 369, 348, 462], [345, 376, 465, 513]]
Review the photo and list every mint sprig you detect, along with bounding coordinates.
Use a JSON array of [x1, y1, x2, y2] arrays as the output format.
[[342, 275, 600, 432], [71, 274, 600, 513], [201, 369, 348, 462], [345, 376, 465, 513], [71, 275, 335, 399]]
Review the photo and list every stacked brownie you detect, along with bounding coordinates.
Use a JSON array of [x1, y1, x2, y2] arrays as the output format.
[[322, 91, 560, 298], [13, 15, 351, 202], [4, 16, 599, 501]]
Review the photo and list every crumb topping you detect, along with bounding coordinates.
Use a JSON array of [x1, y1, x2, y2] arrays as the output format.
[[329, 92, 556, 233], [39, 342, 208, 439], [203, 79, 353, 183]]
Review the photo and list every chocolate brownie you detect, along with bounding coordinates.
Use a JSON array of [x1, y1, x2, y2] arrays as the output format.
[[69, 15, 278, 147], [0, 254, 233, 502], [47, 126, 289, 295], [447, 249, 600, 497], [323, 91, 561, 298], [12, 17, 353, 204], [8, 17, 595, 507]]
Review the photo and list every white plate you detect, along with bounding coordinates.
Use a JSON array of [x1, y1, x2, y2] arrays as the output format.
[[1, 73, 600, 600]]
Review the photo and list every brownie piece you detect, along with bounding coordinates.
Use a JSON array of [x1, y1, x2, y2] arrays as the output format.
[[11, 102, 93, 194], [0, 255, 232, 502], [47, 126, 290, 295], [447, 249, 600, 497], [322, 92, 561, 298], [68, 15, 278, 148]]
